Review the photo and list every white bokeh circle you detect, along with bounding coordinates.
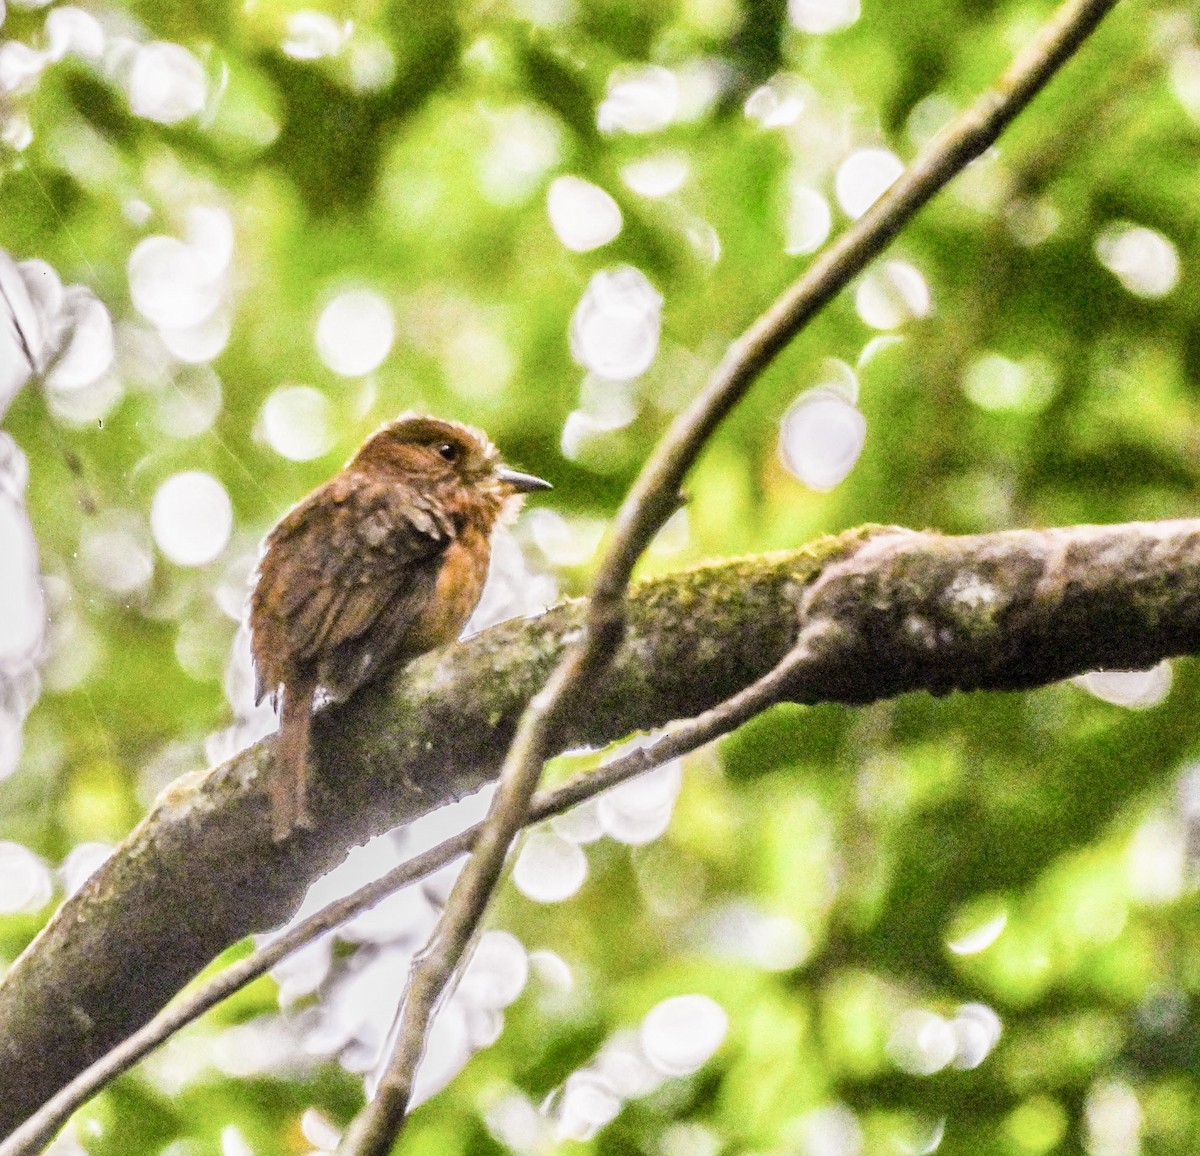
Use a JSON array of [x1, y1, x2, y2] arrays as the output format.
[[150, 471, 232, 566]]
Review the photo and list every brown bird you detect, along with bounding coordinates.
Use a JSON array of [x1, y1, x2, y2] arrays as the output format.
[[249, 415, 551, 841]]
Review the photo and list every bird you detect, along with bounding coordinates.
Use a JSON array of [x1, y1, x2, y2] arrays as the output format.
[[248, 414, 551, 841]]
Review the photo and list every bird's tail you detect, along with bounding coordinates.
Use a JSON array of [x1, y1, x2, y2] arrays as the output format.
[[271, 668, 318, 841]]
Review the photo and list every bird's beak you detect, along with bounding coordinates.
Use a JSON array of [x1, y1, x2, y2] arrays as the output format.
[[497, 466, 552, 493]]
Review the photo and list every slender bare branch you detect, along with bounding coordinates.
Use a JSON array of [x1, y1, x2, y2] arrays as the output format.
[[0, 636, 819, 1156], [343, 0, 1123, 1151]]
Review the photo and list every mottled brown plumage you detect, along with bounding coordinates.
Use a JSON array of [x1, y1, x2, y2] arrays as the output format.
[[249, 415, 550, 841]]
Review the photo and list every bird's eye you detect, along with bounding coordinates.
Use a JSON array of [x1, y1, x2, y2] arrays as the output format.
[[436, 442, 459, 462]]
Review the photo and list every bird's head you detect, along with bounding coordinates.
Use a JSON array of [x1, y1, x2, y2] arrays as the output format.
[[349, 415, 551, 515]]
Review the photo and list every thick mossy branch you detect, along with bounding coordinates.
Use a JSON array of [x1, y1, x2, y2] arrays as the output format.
[[4, 519, 1200, 1134]]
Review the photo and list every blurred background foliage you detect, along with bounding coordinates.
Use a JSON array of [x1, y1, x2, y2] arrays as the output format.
[[2, 0, 1200, 1152]]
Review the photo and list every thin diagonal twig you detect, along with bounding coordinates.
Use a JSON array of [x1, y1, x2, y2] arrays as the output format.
[[0, 635, 818, 1156], [341, 1, 1124, 1152]]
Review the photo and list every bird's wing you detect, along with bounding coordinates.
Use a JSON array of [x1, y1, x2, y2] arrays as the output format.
[[250, 473, 454, 702]]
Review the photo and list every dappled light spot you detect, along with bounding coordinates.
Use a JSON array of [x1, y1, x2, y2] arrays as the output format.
[[442, 316, 515, 399], [45, 7, 105, 62], [407, 999, 470, 1107], [569, 265, 662, 381], [259, 384, 334, 461], [160, 308, 231, 364], [547, 176, 622, 252], [1175, 760, 1200, 833], [793, 1104, 863, 1156], [464, 526, 557, 634], [0, 41, 46, 94], [899, 1117, 946, 1155], [150, 471, 232, 566], [1095, 223, 1179, 299], [784, 185, 832, 255], [315, 288, 394, 377], [307, 945, 413, 1074], [16, 258, 64, 354], [525, 508, 607, 568], [115, 320, 173, 390], [684, 216, 721, 266], [46, 371, 121, 425], [595, 1029, 662, 1097], [529, 948, 573, 995], [554, 1071, 622, 1142], [513, 829, 588, 902], [0, 494, 42, 665], [543, 1023, 689, 1141], [560, 409, 621, 464], [220, 1125, 253, 1156], [855, 260, 931, 329], [961, 352, 1057, 413], [58, 841, 112, 896], [1074, 662, 1172, 709], [282, 11, 350, 60], [574, 371, 639, 433], [129, 209, 238, 364], [547, 798, 604, 844], [778, 387, 866, 492], [1169, 45, 1200, 123], [745, 77, 808, 127], [79, 512, 154, 596], [946, 906, 1008, 955], [0, 250, 114, 409], [598, 65, 678, 134], [458, 930, 529, 1010], [835, 147, 903, 219], [290, 830, 440, 948], [673, 59, 723, 123], [210, 1017, 311, 1082], [345, 36, 396, 92], [640, 993, 728, 1076], [268, 936, 333, 1004], [857, 334, 905, 369], [906, 93, 958, 151], [300, 1109, 341, 1153], [484, 1090, 545, 1152], [45, 287, 114, 390], [789, 0, 860, 34], [40, 591, 100, 693], [888, 1009, 957, 1075], [1, 111, 32, 151], [597, 756, 681, 845], [1127, 814, 1184, 904], [649, 507, 690, 555], [0, 717, 22, 782], [126, 41, 207, 124], [0, 841, 52, 914], [1084, 1081, 1140, 1156], [703, 901, 811, 971], [621, 153, 689, 198], [185, 205, 235, 281], [124, 200, 153, 227], [1006, 197, 1061, 247], [478, 105, 562, 206], [951, 1003, 1002, 1069], [128, 237, 223, 332], [661, 1124, 721, 1156], [155, 364, 222, 439]]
